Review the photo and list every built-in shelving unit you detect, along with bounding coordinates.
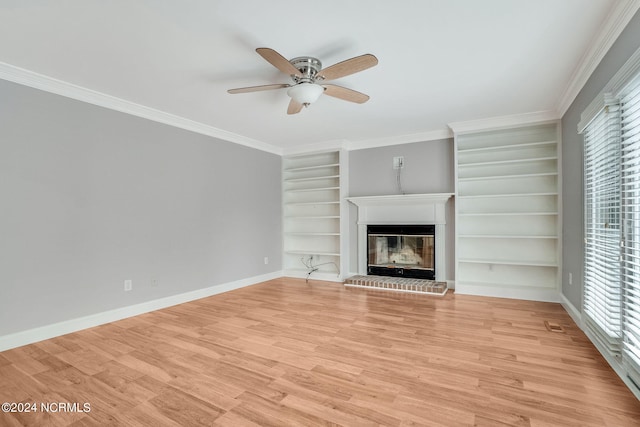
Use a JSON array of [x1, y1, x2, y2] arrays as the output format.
[[454, 122, 561, 301], [283, 150, 346, 281]]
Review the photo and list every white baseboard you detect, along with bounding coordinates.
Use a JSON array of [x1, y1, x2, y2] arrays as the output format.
[[0, 271, 283, 352], [583, 326, 640, 400], [560, 292, 583, 328], [560, 292, 640, 400], [455, 283, 560, 303], [283, 269, 343, 283]]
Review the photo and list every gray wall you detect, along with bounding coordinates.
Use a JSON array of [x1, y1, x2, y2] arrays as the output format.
[[0, 80, 282, 336], [561, 10, 640, 309], [348, 139, 455, 280]]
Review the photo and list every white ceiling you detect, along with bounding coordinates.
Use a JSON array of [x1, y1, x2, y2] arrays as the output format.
[[0, 0, 636, 154]]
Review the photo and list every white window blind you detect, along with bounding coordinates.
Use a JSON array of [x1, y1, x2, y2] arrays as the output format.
[[620, 75, 640, 384], [583, 102, 622, 353], [581, 44, 640, 396]]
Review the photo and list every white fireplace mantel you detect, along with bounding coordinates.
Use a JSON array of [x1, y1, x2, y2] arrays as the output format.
[[347, 193, 453, 282]]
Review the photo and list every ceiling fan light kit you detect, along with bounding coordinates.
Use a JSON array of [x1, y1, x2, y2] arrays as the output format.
[[228, 47, 378, 114], [287, 83, 324, 105]]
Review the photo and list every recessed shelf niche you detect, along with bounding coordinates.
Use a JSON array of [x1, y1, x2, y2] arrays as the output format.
[[454, 122, 561, 301], [283, 150, 346, 281]]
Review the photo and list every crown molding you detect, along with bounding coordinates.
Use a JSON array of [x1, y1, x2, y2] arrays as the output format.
[[448, 110, 559, 135], [555, 0, 640, 116], [281, 128, 454, 156], [281, 139, 349, 156], [0, 61, 283, 156], [345, 128, 453, 151], [578, 43, 640, 132]]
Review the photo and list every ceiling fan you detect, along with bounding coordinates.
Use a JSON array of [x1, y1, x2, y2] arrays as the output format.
[[228, 47, 378, 115]]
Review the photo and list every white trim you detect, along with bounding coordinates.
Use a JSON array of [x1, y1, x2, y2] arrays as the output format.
[[347, 193, 454, 282], [448, 110, 559, 135], [0, 271, 283, 352], [0, 61, 283, 156], [339, 149, 350, 282], [455, 282, 560, 303], [556, 122, 564, 299], [560, 292, 583, 328], [283, 270, 343, 282], [346, 129, 453, 151], [281, 129, 454, 156], [282, 139, 348, 156], [446, 280, 456, 290], [583, 326, 640, 400], [578, 45, 640, 132], [556, 0, 640, 116], [346, 193, 454, 209]]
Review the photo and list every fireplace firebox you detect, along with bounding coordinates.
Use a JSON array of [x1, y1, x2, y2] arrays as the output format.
[[367, 224, 435, 280]]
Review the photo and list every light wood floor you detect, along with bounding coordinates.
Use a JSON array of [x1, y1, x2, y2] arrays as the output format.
[[1, 278, 639, 426]]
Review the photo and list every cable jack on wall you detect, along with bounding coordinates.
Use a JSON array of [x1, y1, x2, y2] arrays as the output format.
[[301, 255, 340, 282], [393, 156, 405, 195]]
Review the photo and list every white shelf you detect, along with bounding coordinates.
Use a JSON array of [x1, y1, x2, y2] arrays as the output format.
[[285, 232, 340, 236], [458, 212, 557, 216], [284, 268, 342, 282], [457, 192, 557, 199], [455, 123, 561, 297], [285, 215, 340, 219], [285, 250, 341, 257], [458, 156, 557, 167], [285, 201, 340, 206], [284, 175, 340, 182], [457, 140, 556, 153], [286, 186, 340, 193], [458, 172, 558, 182], [284, 163, 339, 172], [458, 258, 557, 267], [456, 280, 557, 290], [458, 234, 557, 239], [283, 151, 343, 280]]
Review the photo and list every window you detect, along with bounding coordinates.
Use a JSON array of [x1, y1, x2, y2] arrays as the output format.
[[583, 102, 622, 353], [581, 52, 640, 389], [621, 75, 640, 383]]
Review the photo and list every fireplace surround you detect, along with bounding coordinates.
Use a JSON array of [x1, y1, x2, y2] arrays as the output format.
[[347, 193, 453, 282]]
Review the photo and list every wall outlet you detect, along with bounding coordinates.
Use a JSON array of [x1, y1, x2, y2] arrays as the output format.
[[124, 279, 132, 292], [264, 256, 269, 265], [393, 156, 404, 169], [569, 272, 573, 285], [151, 279, 158, 288]]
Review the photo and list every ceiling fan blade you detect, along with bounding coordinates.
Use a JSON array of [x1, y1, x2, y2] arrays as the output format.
[[256, 48, 302, 77], [287, 99, 304, 115], [318, 54, 378, 81], [322, 84, 370, 104], [227, 83, 290, 94]]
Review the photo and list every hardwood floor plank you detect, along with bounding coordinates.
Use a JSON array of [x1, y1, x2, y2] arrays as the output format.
[[391, 394, 477, 426], [232, 391, 328, 427], [0, 278, 638, 426], [148, 387, 225, 426], [281, 393, 398, 426]]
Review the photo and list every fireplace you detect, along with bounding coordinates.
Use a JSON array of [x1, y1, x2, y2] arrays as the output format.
[[346, 193, 453, 283], [367, 224, 435, 279]]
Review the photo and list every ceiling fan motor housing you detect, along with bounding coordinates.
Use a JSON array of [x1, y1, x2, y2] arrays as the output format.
[[290, 57, 322, 83]]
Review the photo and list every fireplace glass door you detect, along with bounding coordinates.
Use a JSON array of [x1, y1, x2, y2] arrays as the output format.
[[367, 225, 435, 279]]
